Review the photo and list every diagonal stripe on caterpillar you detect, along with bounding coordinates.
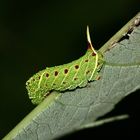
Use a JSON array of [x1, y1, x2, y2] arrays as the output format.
[[26, 26, 104, 105]]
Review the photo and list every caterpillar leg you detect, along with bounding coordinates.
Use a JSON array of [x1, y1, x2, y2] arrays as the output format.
[[31, 92, 50, 105], [79, 79, 88, 88], [68, 79, 88, 90], [89, 71, 101, 81], [95, 75, 101, 80]]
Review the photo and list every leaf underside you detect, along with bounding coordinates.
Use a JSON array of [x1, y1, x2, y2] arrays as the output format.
[[3, 14, 140, 140]]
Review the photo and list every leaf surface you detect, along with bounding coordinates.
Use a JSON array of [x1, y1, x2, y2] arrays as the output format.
[[3, 13, 140, 140]]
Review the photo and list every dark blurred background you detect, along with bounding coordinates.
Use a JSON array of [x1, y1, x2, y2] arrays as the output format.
[[0, 0, 139, 139]]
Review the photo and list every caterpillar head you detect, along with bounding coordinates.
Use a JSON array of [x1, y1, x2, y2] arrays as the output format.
[[26, 70, 46, 105]]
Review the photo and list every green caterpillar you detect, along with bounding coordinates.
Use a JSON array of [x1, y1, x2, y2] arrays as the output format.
[[26, 27, 104, 105]]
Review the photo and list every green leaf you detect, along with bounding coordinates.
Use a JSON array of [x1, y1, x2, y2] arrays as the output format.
[[3, 12, 140, 140]]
